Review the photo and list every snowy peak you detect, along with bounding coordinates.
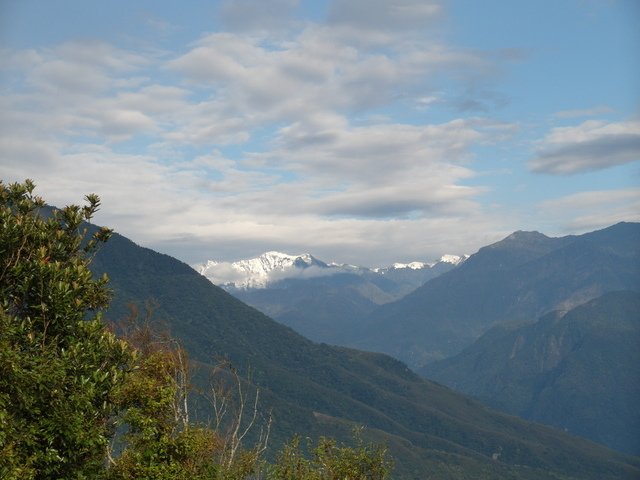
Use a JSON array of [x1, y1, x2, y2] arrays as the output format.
[[391, 261, 429, 270], [438, 254, 469, 266], [237, 251, 321, 272], [196, 251, 328, 289], [195, 251, 467, 289], [384, 255, 468, 271]]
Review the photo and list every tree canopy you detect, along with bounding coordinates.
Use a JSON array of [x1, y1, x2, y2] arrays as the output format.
[[0, 179, 129, 479]]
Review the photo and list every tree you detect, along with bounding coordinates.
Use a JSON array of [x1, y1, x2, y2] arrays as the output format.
[[270, 431, 393, 480], [0, 180, 393, 479], [0, 180, 130, 479], [107, 307, 220, 480], [206, 360, 272, 474]]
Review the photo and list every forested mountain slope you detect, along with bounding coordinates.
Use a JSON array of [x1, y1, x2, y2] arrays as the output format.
[[423, 290, 640, 455], [89, 229, 640, 479], [356, 222, 640, 369]]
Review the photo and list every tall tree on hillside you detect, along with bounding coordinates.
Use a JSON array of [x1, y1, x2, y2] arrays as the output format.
[[0, 180, 130, 479]]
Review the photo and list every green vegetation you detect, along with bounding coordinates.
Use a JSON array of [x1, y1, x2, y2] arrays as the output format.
[[0, 180, 129, 479], [0, 180, 392, 479], [423, 291, 640, 455], [271, 433, 392, 479], [3, 180, 639, 479]]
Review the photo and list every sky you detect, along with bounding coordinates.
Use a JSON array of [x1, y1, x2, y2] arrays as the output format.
[[1, 0, 639, 267]]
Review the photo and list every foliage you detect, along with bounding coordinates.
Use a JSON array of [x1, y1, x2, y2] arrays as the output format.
[[4, 180, 638, 480], [107, 307, 390, 480], [270, 432, 392, 480], [107, 309, 221, 480], [0, 180, 130, 479], [206, 360, 272, 475]]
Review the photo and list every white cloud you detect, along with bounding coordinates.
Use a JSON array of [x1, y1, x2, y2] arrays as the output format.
[[0, 31, 513, 264], [329, 0, 442, 28], [327, 0, 444, 47], [167, 21, 495, 132], [529, 119, 640, 174], [218, 0, 300, 33], [114, 85, 190, 115], [21, 41, 148, 95], [538, 188, 640, 232], [3, 2, 609, 268]]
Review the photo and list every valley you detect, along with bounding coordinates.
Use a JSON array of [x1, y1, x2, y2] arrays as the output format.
[[88, 221, 640, 478], [189, 222, 640, 459]]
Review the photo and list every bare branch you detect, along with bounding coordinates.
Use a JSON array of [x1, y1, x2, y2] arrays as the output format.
[[206, 361, 271, 469]]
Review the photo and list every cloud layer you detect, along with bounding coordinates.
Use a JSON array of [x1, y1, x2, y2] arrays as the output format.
[[530, 120, 640, 174], [1, 0, 637, 265]]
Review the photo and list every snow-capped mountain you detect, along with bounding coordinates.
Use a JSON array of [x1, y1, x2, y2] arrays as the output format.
[[194, 251, 329, 289], [390, 261, 430, 270], [438, 254, 469, 266], [194, 251, 467, 289], [371, 254, 468, 274]]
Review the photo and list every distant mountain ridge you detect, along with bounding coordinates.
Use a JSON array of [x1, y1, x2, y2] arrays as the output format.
[[194, 251, 328, 289], [193, 251, 467, 289], [355, 222, 640, 369], [193, 251, 467, 344]]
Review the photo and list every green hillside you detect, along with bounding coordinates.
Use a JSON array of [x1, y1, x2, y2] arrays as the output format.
[[90, 230, 640, 479], [423, 291, 640, 455]]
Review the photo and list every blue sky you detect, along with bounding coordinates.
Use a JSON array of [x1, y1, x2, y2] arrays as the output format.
[[1, 0, 638, 266]]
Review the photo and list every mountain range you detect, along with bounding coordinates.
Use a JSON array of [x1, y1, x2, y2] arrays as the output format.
[[87, 225, 640, 479], [354, 222, 640, 369], [194, 251, 466, 290], [194, 251, 465, 344], [194, 223, 640, 455]]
